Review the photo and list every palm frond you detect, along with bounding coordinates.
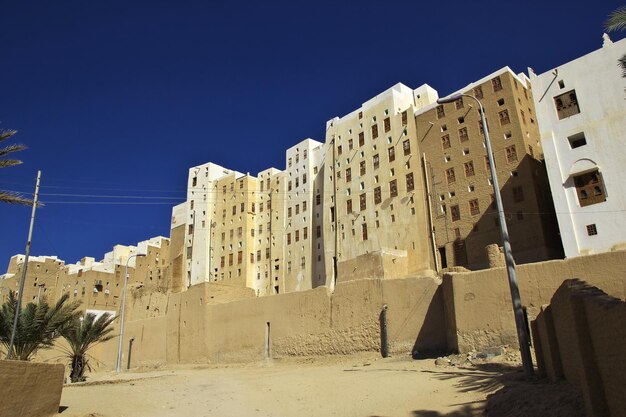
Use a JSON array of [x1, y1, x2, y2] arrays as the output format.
[[0, 144, 27, 157], [0, 191, 33, 206], [0, 159, 23, 168], [619, 53, 626, 77], [605, 6, 626, 32], [0, 130, 17, 142], [0, 292, 82, 360], [62, 312, 116, 382]]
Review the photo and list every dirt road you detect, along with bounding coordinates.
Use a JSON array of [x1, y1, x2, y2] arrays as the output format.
[[56, 353, 582, 417]]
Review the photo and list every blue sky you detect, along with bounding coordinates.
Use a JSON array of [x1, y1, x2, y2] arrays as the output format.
[[1, 0, 623, 268]]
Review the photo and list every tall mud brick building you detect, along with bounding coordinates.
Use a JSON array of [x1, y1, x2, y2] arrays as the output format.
[[415, 68, 562, 269]]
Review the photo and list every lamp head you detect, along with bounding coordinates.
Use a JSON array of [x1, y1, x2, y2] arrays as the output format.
[[436, 94, 463, 104]]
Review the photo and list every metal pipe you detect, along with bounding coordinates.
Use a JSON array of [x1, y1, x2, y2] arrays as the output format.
[[436, 94, 534, 377], [127, 338, 134, 370], [380, 304, 389, 358], [422, 154, 439, 272]]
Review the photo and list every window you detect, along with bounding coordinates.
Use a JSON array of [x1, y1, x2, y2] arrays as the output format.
[[295, 204, 300, 215], [250, 253, 255, 264], [372, 124, 379, 139], [346, 199, 352, 214], [288, 158, 292, 167], [574, 170, 606, 207], [401, 111, 408, 125], [568, 132, 587, 149], [388, 146, 395, 162], [359, 132, 365, 146], [492, 76, 502, 92], [390, 179, 398, 197], [457, 116, 465, 124], [295, 177, 299, 188], [220, 256, 225, 267], [374, 186, 382, 204], [499, 110, 510, 125], [384, 117, 391, 132], [257, 250, 261, 261], [295, 230, 299, 242], [303, 201, 307, 212], [469, 199, 480, 216], [304, 149, 308, 159], [446, 168, 456, 184], [474, 86, 483, 99], [228, 253, 233, 266], [288, 181, 292, 191], [303, 227, 308, 240], [360, 160, 366, 176], [361, 223, 368, 240], [403, 139, 410, 155], [237, 251, 242, 265], [316, 225, 321, 238], [451, 205, 460, 221], [406, 173, 414, 192], [346, 168, 352, 182], [338, 145, 343, 156], [358, 111, 363, 119], [441, 135, 451, 150], [455, 98, 464, 109], [513, 186, 524, 203], [520, 110, 526, 124], [436, 105, 445, 119], [348, 138, 354, 150], [485, 155, 493, 173], [554, 90, 580, 119], [287, 233, 292, 244], [373, 154, 380, 169], [586, 224, 598, 236], [316, 194, 321, 205], [188, 224, 194, 235], [360, 193, 366, 211], [288, 207, 292, 217], [303, 173, 307, 184], [506, 145, 518, 163], [459, 127, 468, 142], [266, 248, 270, 259], [464, 161, 475, 177]]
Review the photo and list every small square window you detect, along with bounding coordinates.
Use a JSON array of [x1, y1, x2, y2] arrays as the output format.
[[568, 132, 587, 149], [558, 80, 565, 89], [586, 224, 598, 236]]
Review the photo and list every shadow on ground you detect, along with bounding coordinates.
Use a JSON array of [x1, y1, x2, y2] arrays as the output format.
[[409, 362, 585, 417]]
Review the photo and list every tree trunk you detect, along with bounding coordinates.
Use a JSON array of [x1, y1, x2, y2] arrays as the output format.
[[70, 355, 87, 383]]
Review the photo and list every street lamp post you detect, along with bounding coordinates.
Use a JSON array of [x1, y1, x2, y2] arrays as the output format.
[[116, 253, 145, 372], [436, 94, 534, 377]]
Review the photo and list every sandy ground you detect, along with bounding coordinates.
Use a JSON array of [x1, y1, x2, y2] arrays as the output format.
[[56, 353, 584, 417]]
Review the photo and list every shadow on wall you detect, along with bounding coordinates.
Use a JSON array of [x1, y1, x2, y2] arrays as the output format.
[[409, 363, 584, 417], [440, 155, 563, 270], [412, 285, 448, 359]]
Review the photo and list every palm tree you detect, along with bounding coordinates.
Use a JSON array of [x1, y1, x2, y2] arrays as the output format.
[[605, 6, 626, 77], [0, 292, 82, 360], [0, 129, 32, 205], [61, 313, 117, 383]]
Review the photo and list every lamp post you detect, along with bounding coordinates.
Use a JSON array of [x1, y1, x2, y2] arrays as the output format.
[[116, 253, 145, 372], [436, 94, 534, 377]]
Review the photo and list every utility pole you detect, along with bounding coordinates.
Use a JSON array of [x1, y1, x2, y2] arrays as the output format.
[[7, 170, 42, 359]]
